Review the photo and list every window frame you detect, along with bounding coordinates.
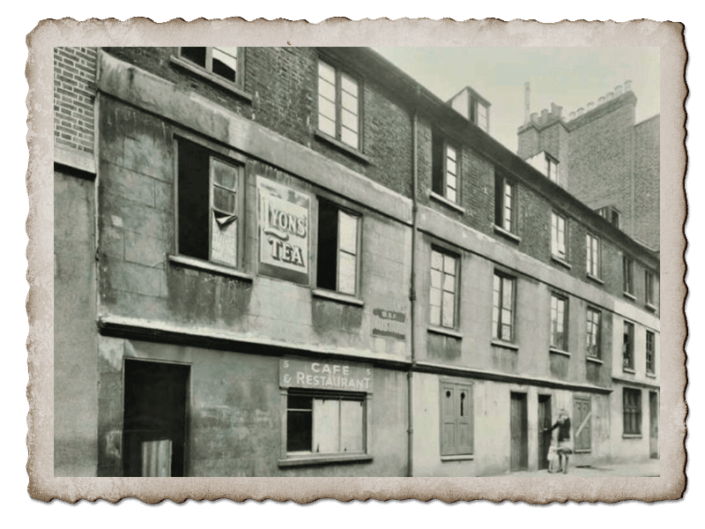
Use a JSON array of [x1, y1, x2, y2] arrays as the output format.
[[646, 330, 656, 375], [177, 47, 245, 90], [623, 255, 635, 296], [282, 388, 371, 462], [586, 307, 602, 360], [429, 246, 460, 330], [174, 135, 247, 272], [495, 173, 517, 235], [317, 58, 362, 151], [315, 197, 363, 298], [439, 380, 474, 457], [551, 211, 568, 261], [623, 387, 642, 436], [492, 271, 517, 343], [623, 320, 635, 372], [585, 232, 601, 279], [549, 292, 569, 352], [546, 154, 560, 185], [645, 270, 656, 307]]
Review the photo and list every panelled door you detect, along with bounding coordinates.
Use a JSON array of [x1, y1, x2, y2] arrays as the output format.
[[510, 393, 528, 472], [538, 395, 552, 470]]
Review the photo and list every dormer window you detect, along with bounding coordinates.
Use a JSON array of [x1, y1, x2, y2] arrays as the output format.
[[597, 205, 621, 229], [471, 96, 489, 133], [546, 155, 560, 185], [449, 87, 490, 133]]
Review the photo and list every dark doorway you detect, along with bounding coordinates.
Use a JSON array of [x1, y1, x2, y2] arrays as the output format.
[[538, 395, 552, 470], [649, 391, 659, 459], [123, 360, 190, 477], [510, 392, 528, 472]]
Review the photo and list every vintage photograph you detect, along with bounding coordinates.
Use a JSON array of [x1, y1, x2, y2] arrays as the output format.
[[52, 43, 663, 479]]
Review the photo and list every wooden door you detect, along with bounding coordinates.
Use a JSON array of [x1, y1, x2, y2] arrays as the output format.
[[650, 391, 659, 459], [510, 393, 528, 471], [123, 360, 190, 477], [538, 395, 552, 470]]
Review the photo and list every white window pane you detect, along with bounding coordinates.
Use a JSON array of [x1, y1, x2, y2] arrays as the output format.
[[446, 146, 456, 161], [447, 188, 457, 203], [447, 159, 457, 176], [443, 254, 456, 274], [431, 250, 443, 270], [430, 305, 441, 326], [431, 269, 442, 289], [446, 173, 457, 190], [212, 159, 238, 190], [341, 74, 358, 97], [212, 49, 237, 82], [340, 400, 364, 453], [318, 61, 335, 83], [341, 91, 358, 113], [318, 115, 336, 137], [442, 292, 455, 327], [319, 79, 336, 101], [502, 280, 513, 307], [430, 287, 441, 307], [313, 399, 340, 454], [492, 307, 499, 336], [443, 273, 455, 293], [338, 212, 358, 254], [318, 97, 336, 121], [338, 251, 357, 295], [342, 109, 359, 132], [214, 46, 238, 58], [210, 214, 237, 266], [341, 127, 358, 148]]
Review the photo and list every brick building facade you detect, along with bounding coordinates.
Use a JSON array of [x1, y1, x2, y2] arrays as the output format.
[[517, 87, 660, 252], [54, 47, 660, 477]]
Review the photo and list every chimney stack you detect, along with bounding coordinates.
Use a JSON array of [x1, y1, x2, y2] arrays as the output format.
[[541, 108, 548, 123], [530, 112, 538, 124]]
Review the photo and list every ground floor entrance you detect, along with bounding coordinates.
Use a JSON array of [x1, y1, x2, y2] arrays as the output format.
[[510, 392, 528, 472]]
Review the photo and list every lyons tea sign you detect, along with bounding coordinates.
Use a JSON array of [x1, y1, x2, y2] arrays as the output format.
[[257, 176, 310, 284]]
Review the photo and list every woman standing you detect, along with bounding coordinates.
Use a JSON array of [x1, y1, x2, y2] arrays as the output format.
[[549, 409, 573, 474]]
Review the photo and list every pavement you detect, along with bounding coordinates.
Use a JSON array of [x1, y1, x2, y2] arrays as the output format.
[[509, 460, 660, 477]]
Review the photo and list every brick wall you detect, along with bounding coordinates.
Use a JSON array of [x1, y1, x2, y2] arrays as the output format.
[[54, 47, 97, 153], [634, 116, 660, 250]]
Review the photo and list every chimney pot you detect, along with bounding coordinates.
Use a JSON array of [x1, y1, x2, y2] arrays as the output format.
[[569, 111, 576, 120], [624, 80, 632, 92], [615, 85, 623, 96], [606, 92, 614, 101], [598, 96, 605, 105], [577, 107, 585, 116], [587, 101, 595, 111]]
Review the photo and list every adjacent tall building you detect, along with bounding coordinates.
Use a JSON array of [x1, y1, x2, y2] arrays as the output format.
[[54, 47, 660, 477]]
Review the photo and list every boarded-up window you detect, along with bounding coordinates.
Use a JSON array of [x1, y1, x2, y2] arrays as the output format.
[[316, 199, 360, 295], [573, 397, 592, 452], [286, 392, 365, 455], [177, 139, 242, 267], [440, 382, 474, 456]]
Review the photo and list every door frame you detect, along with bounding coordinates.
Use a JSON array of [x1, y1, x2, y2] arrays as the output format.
[[510, 391, 529, 472], [537, 393, 552, 470]]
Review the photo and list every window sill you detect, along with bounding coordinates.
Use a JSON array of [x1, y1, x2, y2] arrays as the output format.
[[549, 347, 571, 358], [170, 56, 253, 102], [491, 339, 519, 351], [428, 326, 463, 340], [279, 454, 373, 468], [493, 224, 521, 244], [441, 455, 474, 462], [622, 434, 642, 440], [314, 130, 372, 165], [574, 449, 592, 454], [312, 288, 364, 307], [623, 291, 637, 301], [622, 367, 636, 374], [168, 254, 254, 282], [646, 372, 657, 379], [586, 273, 604, 285], [551, 255, 572, 270], [430, 191, 466, 214], [645, 303, 657, 312], [586, 356, 604, 365]]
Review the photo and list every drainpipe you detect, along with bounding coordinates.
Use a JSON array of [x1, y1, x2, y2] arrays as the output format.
[[407, 87, 420, 477]]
